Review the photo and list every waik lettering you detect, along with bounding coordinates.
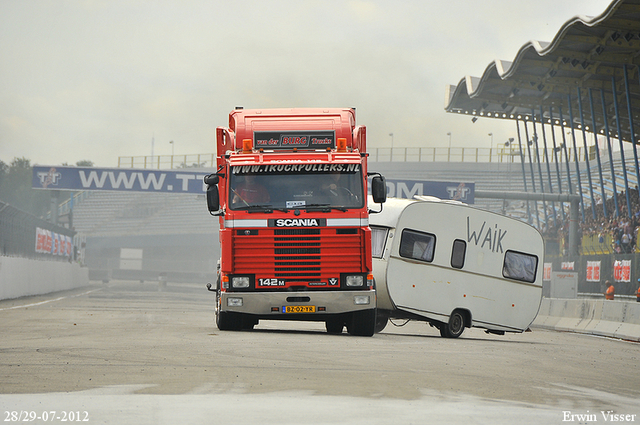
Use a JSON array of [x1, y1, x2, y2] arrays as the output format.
[[466, 217, 507, 253]]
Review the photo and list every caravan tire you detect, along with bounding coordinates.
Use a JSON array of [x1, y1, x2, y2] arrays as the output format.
[[443, 310, 465, 338]]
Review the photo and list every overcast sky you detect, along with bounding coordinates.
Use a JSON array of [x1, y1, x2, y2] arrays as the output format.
[[0, 0, 614, 167]]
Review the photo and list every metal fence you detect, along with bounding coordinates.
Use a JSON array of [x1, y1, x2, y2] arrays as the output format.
[[117, 148, 590, 168], [369, 146, 591, 163], [118, 154, 215, 169], [118, 146, 595, 169], [0, 200, 75, 260]]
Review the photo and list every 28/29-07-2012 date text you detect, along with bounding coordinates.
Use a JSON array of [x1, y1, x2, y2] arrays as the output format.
[[4, 411, 89, 422]]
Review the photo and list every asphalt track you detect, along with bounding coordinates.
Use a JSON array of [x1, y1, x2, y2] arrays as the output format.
[[0, 280, 638, 424]]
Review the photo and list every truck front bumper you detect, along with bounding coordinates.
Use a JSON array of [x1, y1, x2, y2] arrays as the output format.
[[220, 290, 376, 316]]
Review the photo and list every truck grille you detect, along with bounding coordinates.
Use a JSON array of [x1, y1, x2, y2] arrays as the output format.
[[232, 227, 363, 285]]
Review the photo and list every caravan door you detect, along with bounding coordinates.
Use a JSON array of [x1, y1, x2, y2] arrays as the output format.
[[385, 201, 543, 334]]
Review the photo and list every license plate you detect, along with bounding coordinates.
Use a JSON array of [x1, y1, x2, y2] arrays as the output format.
[[283, 305, 316, 314]]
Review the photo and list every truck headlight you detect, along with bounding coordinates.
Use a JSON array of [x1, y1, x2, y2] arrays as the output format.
[[346, 275, 364, 287], [232, 276, 250, 288]]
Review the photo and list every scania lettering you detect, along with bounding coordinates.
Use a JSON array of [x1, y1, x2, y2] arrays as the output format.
[[276, 219, 319, 227], [205, 108, 386, 336]]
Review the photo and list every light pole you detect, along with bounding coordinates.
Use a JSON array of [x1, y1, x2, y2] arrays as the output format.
[[488, 133, 494, 161], [389, 133, 394, 162], [447, 132, 452, 162], [169, 140, 174, 169]]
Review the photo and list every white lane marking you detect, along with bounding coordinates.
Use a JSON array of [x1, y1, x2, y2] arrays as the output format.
[[0, 288, 102, 311]]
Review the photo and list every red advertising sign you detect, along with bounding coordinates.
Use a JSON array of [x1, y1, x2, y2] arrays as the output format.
[[613, 260, 631, 283], [586, 261, 601, 282], [35, 227, 72, 257], [543, 263, 552, 281]]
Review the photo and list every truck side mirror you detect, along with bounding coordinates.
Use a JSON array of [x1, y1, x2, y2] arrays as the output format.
[[206, 184, 220, 213], [204, 174, 219, 186], [371, 175, 387, 204], [204, 174, 221, 214]]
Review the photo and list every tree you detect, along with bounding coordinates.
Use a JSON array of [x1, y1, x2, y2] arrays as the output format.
[[0, 157, 48, 216], [0, 157, 96, 218], [0, 160, 8, 189]]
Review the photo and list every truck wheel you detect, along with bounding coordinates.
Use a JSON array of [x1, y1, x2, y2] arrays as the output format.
[[374, 311, 389, 333], [347, 309, 376, 337], [216, 311, 242, 331], [325, 318, 344, 334], [440, 310, 465, 338], [241, 316, 258, 330]]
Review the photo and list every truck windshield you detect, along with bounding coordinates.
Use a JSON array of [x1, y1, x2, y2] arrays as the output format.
[[229, 164, 364, 211]]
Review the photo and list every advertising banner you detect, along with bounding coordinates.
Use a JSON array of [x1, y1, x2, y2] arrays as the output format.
[[32, 166, 209, 194], [35, 227, 72, 257], [543, 263, 552, 281], [586, 260, 601, 282], [385, 179, 475, 204], [613, 259, 631, 282], [561, 261, 575, 271], [254, 131, 335, 150]]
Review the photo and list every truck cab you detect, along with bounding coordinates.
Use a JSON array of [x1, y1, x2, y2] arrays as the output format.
[[205, 108, 386, 336]]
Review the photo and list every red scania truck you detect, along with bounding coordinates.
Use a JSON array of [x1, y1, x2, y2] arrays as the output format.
[[205, 108, 386, 336]]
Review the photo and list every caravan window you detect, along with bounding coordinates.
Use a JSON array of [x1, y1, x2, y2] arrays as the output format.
[[371, 226, 389, 259], [502, 250, 538, 283], [399, 229, 435, 263], [451, 239, 466, 269]]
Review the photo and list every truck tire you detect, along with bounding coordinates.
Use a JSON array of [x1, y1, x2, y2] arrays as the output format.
[[216, 310, 242, 331], [325, 318, 345, 334], [347, 309, 376, 337], [374, 310, 389, 333], [440, 310, 465, 338], [242, 316, 258, 330]]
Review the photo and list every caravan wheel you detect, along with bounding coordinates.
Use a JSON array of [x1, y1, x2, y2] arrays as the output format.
[[440, 310, 466, 338]]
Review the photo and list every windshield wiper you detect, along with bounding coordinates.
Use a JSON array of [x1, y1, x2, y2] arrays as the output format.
[[304, 203, 348, 212], [234, 204, 274, 213]]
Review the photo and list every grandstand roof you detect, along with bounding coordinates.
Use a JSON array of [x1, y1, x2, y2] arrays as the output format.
[[445, 0, 640, 144]]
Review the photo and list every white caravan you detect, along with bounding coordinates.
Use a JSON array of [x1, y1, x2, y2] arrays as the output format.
[[371, 197, 544, 338]]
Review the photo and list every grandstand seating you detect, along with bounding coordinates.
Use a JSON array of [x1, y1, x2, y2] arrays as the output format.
[[73, 191, 217, 236]]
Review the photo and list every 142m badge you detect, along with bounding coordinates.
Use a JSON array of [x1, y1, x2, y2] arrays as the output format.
[[258, 278, 285, 287]]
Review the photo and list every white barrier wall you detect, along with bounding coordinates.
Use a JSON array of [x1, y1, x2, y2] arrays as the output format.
[[533, 298, 640, 342], [0, 256, 89, 300]]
